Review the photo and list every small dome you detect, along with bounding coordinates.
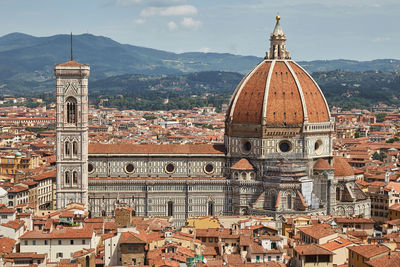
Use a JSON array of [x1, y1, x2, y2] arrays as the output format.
[[14, 152, 22, 157], [314, 158, 332, 170], [333, 156, 354, 177]]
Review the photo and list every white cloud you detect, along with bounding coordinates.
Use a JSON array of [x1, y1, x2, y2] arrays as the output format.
[[168, 21, 178, 31], [116, 0, 143, 6], [198, 47, 211, 53], [140, 7, 159, 17], [117, 0, 187, 7], [134, 18, 146, 24], [160, 5, 197, 16], [374, 36, 391, 42], [140, 5, 197, 17], [181, 17, 201, 30]]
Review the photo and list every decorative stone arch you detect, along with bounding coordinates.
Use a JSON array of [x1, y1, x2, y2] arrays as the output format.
[[241, 207, 248, 215], [346, 206, 354, 216], [337, 206, 345, 216], [241, 172, 247, 180]]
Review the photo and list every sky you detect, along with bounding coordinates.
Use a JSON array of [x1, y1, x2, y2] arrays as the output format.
[[0, 0, 399, 61]]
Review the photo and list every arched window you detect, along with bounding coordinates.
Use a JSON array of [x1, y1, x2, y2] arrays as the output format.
[[65, 141, 71, 157], [287, 194, 292, 210], [72, 171, 78, 185], [167, 201, 173, 217], [66, 97, 77, 124], [208, 201, 214, 216], [65, 171, 70, 185], [72, 141, 78, 157]]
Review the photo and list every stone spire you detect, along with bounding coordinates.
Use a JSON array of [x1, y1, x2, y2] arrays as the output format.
[[265, 15, 291, 60]]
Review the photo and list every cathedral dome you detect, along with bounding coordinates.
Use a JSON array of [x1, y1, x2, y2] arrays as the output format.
[[226, 17, 330, 130]]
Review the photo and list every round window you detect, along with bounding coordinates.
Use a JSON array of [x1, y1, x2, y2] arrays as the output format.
[[88, 163, 94, 173], [242, 140, 252, 152], [204, 163, 215, 174], [125, 163, 135, 174], [315, 140, 323, 154], [279, 140, 292, 152], [165, 163, 176, 174]]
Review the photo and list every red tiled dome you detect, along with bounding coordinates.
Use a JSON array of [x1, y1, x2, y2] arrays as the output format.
[[333, 156, 354, 177], [227, 60, 330, 126], [314, 158, 333, 170]]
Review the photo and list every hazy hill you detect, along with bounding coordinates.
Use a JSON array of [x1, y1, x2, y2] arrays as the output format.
[[1, 32, 400, 84]]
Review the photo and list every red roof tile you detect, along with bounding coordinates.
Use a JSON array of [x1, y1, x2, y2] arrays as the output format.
[[231, 158, 254, 170]]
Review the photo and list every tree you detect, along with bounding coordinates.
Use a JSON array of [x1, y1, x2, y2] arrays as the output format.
[[375, 113, 387, 123], [354, 132, 360, 138], [372, 151, 386, 161]]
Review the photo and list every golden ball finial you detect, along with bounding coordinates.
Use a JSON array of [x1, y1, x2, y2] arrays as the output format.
[[276, 14, 280, 21]]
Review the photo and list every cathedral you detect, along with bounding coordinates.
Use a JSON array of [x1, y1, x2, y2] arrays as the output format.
[[55, 17, 370, 227]]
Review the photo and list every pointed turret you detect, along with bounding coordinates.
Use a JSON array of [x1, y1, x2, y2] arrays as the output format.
[[265, 15, 291, 60]]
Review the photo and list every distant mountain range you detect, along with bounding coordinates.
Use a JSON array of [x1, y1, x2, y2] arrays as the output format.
[[0, 32, 400, 85]]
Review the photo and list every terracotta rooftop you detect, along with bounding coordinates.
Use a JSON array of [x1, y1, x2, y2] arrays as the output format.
[[320, 237, 352, 251], [348, 244, 390, 259], [231, 158, 254, 170], [314, 158, 333, 170], [294, 243, 333, 256], [366, 254, 400, 267], [20, 226, 93, 239], [389, 203, 400, 212], [0, 205, 15, 214], [298, 223, 336, 240], [1, 219, 24, 230], [333, 156, 354, 177], [57, 60, 86, 67], [0, 237, 16, 254], [120, 232, 147, 244]]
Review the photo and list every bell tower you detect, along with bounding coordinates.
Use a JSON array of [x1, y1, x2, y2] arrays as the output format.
[[55, 35, 90, 209]]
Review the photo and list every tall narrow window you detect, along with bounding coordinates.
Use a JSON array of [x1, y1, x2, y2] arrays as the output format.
[[287, 194, 292, 210], [72, 141, 78, 157], [208, 201, 214, 216], [65, 171, 70, 185], [72, 171, 78, 185], [66, 97, 77, 124], [167, 201, 173, 217], [65, 141, 71, 156], [271, 194, 276, 209]]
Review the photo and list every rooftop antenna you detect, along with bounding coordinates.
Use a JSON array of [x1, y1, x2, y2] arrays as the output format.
[[70, 32, 73, 61]]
